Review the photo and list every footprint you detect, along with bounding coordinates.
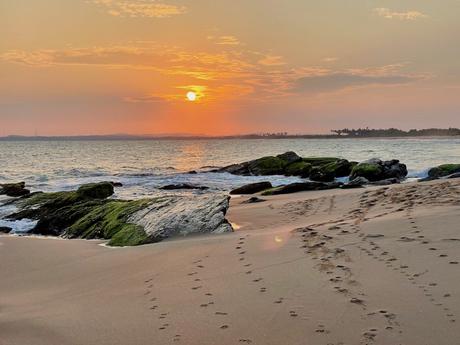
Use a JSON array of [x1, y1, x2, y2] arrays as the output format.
[[220, 325, 229, 330]]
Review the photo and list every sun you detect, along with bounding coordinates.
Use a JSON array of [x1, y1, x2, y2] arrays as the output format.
[[186, 91, 197, 102]]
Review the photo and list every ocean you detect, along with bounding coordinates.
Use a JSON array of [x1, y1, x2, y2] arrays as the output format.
[[1, 137, 460, 232]]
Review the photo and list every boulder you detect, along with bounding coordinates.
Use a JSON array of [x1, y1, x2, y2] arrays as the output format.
[[76, 182, 114, 199], [262, 182, 341, 195], [159, 184, 209, 190], [284, 161, 312, 177], [230, 182, 272, 195], [276, 151, 302, 164], [110, 182, 123, 187], [341, 176, 369, 189], [0, 182, 30, 197], [0, 226, 12, 234], [217, 152, 301, 176], [241, 197, 266, 204], [428, 164, 460, 178], [4, 182, 232, 246], [128, 194, 232, 241], [447, 172, 460, 179], [369, 178, 401, 186], [350, 159, 407, 182], [309, 159, 353, 182]]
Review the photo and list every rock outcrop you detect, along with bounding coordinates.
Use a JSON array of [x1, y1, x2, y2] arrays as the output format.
[[0, 182, 30, 197], [159, 184, 209, 191], [129, 194, 232, 241], [3, 182, 231, 246], [428, 164, 460, 179], [217, 152, 354, 181], [350, 159, 407, 182], [230, 182, 272, 195], [341, 176, 369, 189], [262, 181, 341, 195]]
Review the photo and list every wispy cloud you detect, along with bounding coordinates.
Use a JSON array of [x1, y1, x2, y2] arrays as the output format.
[[91, 0, 186, 18], [373, 7, 428, 20], [0, 43, 425, 103], [210, 35, 241, 46]]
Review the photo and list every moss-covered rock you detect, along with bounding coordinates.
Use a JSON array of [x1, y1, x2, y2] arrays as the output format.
[[76, 182, 114, 199], [350, 163, 383, 182], [0, 182, 30, 197], [308, 159, 353, 182], [246, 156, 288, 175], [66, 199, 153, 246], [428, 164, 460, 178], [284, 161, 313, 177]]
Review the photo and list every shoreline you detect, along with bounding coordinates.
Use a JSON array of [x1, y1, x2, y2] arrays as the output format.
[[2, 178, 460, 344]]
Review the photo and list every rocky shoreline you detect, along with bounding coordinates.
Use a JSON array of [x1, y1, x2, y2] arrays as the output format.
[[1, 151, 459, 246]]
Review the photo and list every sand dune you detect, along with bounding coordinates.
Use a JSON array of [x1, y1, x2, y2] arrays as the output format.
[[1, 179, 460, 345]]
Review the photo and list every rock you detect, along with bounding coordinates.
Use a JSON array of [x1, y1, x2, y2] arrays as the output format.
[[428, 164, 460, 178], [128, 194, 232, 241], [187, 170, 198, 174], [159, 184, 209, 190], [447, 172, 460, 179], [76, 182, 114, 199], [276, 151, 302, 164], [4, 182, 232, 246], [0, 226, 12, 234], [110, 182, 123, 187], [341, 176, 369, 189], [217, 152, 301, 176], [309, 159, 353, 182], [0, 182, 30, 197], [418, 176, 438, 182], [369, 178, 400, 186], [230, 182, 272, 195], [284, 161, 312, 177], [350, 159, 407, 182], [241, 197, 266, 204], [262, 182, 341, 195]]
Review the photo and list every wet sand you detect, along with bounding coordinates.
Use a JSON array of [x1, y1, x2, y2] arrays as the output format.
[[1, 179, 460, 345]]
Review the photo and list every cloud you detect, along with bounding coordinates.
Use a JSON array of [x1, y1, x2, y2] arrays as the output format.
[[258, 55, 286, 66], [293, 71, 420, 93], [0, 43, 425, 103], [91, 0, 186, 18], [373, 7, 428, 20], [214, 36, 240, 46]]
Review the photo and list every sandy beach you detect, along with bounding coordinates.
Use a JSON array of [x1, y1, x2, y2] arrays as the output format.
[[2, 179, 460, 345]]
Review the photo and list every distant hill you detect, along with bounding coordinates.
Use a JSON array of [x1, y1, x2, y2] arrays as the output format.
[[0, 128, 459, 141]]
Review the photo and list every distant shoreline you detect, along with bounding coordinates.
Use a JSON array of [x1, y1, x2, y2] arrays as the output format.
[[0, 135, 459, 141]]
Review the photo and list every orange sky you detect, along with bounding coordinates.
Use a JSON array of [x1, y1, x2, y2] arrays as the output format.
[[1, 0, 460, 136]]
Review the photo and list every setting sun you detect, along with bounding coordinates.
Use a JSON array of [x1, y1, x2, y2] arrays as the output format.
[[186, 91, 197, 102]]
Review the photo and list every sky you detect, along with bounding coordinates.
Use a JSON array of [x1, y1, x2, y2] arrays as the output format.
[[1, 0, 460, 136]]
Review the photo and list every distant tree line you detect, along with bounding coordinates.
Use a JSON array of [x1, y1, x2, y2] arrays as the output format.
[[330, 127, 460, 137]]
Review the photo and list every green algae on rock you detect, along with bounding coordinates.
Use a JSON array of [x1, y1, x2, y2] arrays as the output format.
[[428, 164, 460, 178]]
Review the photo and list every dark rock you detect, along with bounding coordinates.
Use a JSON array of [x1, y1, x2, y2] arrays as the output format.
[[276, 151, 302, 164], [418, 176, 438, 182], [428, 164, 460, 178], [350, 159, 407, 182], [284, 161, 312, 177], [76, 182, 114, 199], [341, 176, 369, 189], [187, 170, 198, 174], [230, 182, 272, 195], [159, 184, 209, 190], [309, 159, 353, 182], [369, 178, 400, 186], [110, 181, 123, 187], [0, 182, 30, 197], [217, 152, 300, 176], [447, 172, 460, 179], [262, 181, 341, 195], [0, 226, 12, 234], [241, 197, 266, 204]]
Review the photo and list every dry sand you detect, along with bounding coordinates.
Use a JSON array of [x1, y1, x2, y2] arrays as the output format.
[[1, 179, 460, 345]]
